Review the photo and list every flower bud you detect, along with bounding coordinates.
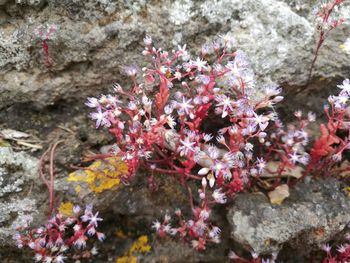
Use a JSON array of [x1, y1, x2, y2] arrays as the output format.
[[201, 177, 208, 187], [273, 96, 284, 103]]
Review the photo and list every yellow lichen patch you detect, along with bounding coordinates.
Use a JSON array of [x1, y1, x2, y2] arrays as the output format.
[[116, 235, 151, 263], [116, 256, 137, 263], [75, 185, 82, 193], [67, 157, 128, 193], [344, 186, 350, 197], [129, 235, 151, 254], [58, 202, 74, 217]]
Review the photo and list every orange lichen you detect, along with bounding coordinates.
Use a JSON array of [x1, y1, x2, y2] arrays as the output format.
[[115, 230, 128, 239], [115, 235, 151, 263], [67, 157, 128, 193]]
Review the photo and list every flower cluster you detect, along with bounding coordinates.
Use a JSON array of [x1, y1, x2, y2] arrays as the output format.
[[12, 204, 104, 263], [315, 0, 346, 32], [321, 225, 350, 263], [306, 0, 347, 85], [152, 178, 223, 251], [86, 36, 350, 251], [322, 240, 350, 263], [306, 79, 350, 177], [229, 250, 278, 263], [86, 35, 290, 189]]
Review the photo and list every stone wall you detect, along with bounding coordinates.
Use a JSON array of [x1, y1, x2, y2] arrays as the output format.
[[0, 0, 349, 109]]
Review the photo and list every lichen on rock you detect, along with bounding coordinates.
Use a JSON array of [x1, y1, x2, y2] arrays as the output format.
[[0, 147, 40, 245], [67, 157, 128, 194], [227, 178, 350, 255]]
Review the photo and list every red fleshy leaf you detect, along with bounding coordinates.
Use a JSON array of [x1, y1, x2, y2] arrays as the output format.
[[155, 78, 170, 116], [310, 123, 340, 162]]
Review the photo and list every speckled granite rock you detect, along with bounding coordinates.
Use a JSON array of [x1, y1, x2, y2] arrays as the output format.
[[227, 178, 350, 255], [141, 239, 228, 263], [0, 146, 43, 246], [0, 0, 349, 109]]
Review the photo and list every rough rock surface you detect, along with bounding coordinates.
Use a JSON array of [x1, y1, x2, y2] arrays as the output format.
[[0, 146, 42, 245], [227, 178, 350, 255], [0, 0, 349, 109]]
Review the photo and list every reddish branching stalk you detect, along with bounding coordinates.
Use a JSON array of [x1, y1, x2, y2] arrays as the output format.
[[305, 0, 345, 87], [39, 140, 63, 216], [34, 24, 58, 67]]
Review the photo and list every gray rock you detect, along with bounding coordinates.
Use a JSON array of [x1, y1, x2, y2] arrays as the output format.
[[0, 0, 349, 109], [142, 239, 227, 263], [0, 147, 42, 245], [227, 178, 350, 255]]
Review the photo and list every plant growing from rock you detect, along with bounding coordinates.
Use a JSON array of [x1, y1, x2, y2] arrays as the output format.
[[85, 33, 350, 256], [12, 204, 104, 262], [13, 142, 105, 262], [11, 25, 350, 263], [33, 24, 58, 67], [229, 250, 278, 263], [16, 35, 350, 262], [305, 79, 350, 178], [306, 0, 346, 85]]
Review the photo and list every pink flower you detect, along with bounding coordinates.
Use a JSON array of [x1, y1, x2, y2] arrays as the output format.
[[90, 108, 111, 128], [143, 35, 152, 45], [256, 157, 266, 173], [252, 113, 269, 131], [191, 57, 208, 72], [177, 97, 194, 115], [212, 189, 227, 204], [85, 97, 100, 108], [96, 232, 106, 242], [74, 235, 87, 249], [178, 137, 196, 156], [54, 255, 67, 263], [86, 212, 103, 227]]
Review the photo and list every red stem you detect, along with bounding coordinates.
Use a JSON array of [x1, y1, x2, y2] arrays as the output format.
[[48, 141, 63, 216], [39, 148, 51, 189]]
